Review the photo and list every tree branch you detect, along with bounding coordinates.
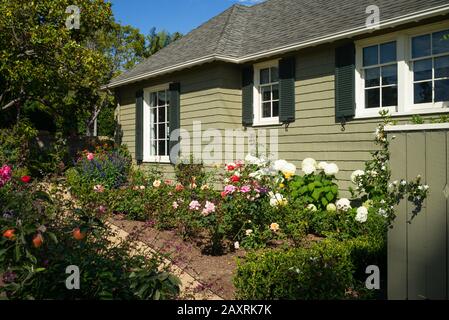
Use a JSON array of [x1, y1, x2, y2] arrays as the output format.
[[1, 98, 21, 110]]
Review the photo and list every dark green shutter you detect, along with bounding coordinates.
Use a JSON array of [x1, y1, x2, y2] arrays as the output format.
[[279, 57, 296, 124], [335, 43, 356, 119], [169, 82, 181, 164], [135, 90, 144, 164], [242, 66, 254, 126]]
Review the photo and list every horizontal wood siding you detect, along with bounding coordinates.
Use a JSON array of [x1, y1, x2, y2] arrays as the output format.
[[116, 44, 447, 193]]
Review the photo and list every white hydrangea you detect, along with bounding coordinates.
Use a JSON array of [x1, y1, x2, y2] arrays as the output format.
[[317, 162, 328, 170], [351, 170, 365, 184], [324, 163, 339, 176], [273, 160, 289, 172], [336, 198, 351, 212], [281, 162, 297, 177], [355, 206, 368, 223], [302, 158, 317, 167]]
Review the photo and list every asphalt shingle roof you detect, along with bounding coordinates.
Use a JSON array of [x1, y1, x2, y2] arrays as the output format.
[[109, 0, 449, 88]]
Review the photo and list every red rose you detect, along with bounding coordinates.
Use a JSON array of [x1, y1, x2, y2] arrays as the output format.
[[226, 165, 235, 171], [231, 175, 240, 183], [21, 176, 31, 183], [221, 191, 227, 198]]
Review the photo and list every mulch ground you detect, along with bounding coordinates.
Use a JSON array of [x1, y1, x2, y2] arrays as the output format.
[[109, 215, 246, 300]]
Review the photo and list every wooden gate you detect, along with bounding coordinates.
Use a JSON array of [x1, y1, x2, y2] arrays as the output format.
[[387, 124, 449, 300]]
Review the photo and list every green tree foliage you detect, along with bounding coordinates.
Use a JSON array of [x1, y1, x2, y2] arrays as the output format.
[[0, 0, 113, 134], [0, 0, 182, 137]]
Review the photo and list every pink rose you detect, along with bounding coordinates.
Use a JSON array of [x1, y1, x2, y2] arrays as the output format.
[[240, 185, 251, 193], [224, 185, 237, 195], [87, 153, 94, 161], [189, 200, 201, 211]]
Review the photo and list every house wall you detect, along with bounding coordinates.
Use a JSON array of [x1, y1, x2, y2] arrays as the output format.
[[115, 22, 447, 193]]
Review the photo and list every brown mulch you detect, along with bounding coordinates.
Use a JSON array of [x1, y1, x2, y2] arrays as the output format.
[[109, 215, 246, 300]]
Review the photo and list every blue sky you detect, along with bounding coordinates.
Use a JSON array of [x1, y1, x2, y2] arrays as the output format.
[[110, 0, 263, 35]]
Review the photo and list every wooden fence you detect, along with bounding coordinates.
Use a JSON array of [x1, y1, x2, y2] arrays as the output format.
[[386, 124, 449, 300]]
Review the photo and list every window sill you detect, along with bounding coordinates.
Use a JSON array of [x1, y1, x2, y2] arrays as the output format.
[[143, 156, 170, 164], [252, 120, 282, 127], [354, 107, 449, 120]]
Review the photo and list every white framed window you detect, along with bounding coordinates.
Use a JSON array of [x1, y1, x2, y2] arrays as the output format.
[[253, 60, 280, 126], [355, 21, 449, 118], [143, 84, 170, 163]]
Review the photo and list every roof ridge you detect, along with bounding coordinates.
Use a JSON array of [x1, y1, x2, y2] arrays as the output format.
[[214, 4, 240, 54]]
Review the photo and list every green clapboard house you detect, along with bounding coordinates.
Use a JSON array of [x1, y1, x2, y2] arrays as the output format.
[[106, 0, 449, 194]]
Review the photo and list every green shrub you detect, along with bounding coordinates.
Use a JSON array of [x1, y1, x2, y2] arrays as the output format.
[[0, 171, 180, 300], [234, 239, 355, 300]]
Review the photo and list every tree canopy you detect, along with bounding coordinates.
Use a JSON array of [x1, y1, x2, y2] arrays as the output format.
[[0, 0, 182, 136]]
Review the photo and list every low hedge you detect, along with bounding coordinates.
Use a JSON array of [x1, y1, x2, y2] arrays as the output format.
[[234, 236, 385, 300]]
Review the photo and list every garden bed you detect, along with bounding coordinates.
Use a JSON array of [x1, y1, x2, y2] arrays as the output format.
[[109, 214, 245, 300]]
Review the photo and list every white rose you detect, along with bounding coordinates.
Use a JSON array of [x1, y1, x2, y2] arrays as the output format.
[[324, 163, 339, 176], [336, 198, 351, 212], [307, 204, 317, 212], [355, 206, 368, 223], [245, 229, 253, 236], [234, 241, 240, 249], [351, 170, 365, 184]]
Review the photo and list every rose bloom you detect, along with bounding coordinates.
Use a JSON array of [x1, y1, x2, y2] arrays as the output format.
[[231, 175, 240, 183], [164, 180, 173, 186], [245, 229, 253, 236], [224, 185, 237, 195], [189, 200, 201, 211], [240, 185, 251, 193], [153, 180, 162, 188], [175, 183, 184, 192], [172, 201, 179, 209], [86, 153, 94, 161], [226, 163, 236, 171], [221, 191, 227, 198], [270, 223, 280, 232], [21, 176, 31, 183]]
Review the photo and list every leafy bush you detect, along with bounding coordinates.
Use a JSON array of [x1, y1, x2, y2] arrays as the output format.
[[0, 168, 180, 300], [73, 145, 131, 189], [0, 123, 67, 177], [234, 239, 355, 300]]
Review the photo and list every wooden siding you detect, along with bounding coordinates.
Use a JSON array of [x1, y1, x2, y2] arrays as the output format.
[[387, 129, 449, 300], [116, 43, 447, 192]]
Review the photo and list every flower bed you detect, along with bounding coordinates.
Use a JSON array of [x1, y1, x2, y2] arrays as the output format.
[[62, 113, 429, 300]]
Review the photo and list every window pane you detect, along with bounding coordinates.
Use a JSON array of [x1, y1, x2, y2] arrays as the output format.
[[150, 93, 157, 107], [262, 102, 271, 118], [412, 34, 431, 58], [271, 67, 279, 83], [382, 65, 397, 85], [414, 82, 433, 104], [365, 67, 380, 87], [158, 106, 166, 122], [157, 91, 166, 106], [414, 59, 432, 81], [435, 56, 449, 79], [365, 88, 380, 108], [158, 124, 166, 139], [435, 79, 449, 102], [261, 86, 271, 102], [273, 101, 279, 117], [272, 84, 279, 100], [260, 68, 270, 84], [363, 45, 378, 67], [158, 140, 166, 156], [382, 86, 397, 107], [380, 42, 397, 64], [150, 139, 156, 156], [432, 29, 449, 55]]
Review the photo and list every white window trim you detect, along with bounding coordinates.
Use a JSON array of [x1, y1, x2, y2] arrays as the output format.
[[143, 83, 170, 164], [355, 20, 449, 119], [253, 59, 280, 126]]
